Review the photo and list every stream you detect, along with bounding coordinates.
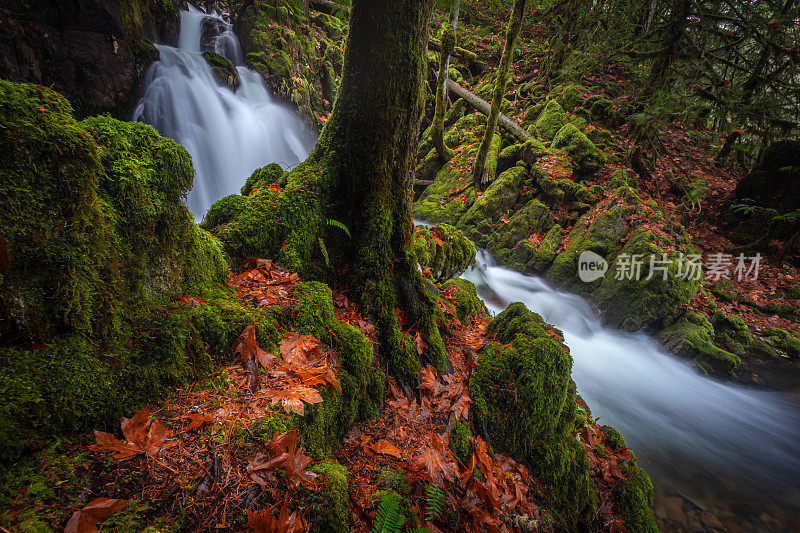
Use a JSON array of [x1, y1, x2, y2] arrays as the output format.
[[135, 6, 800, 531]]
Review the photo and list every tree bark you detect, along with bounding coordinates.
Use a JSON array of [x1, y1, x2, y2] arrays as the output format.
[[472, 0, 527, 188], [280, 0, 448, 383], [431, 0, 460, 162]]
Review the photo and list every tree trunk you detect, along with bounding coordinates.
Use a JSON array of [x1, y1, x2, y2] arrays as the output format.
[[646, 0, 691, 92], [279, 0, 448, 383], [431, 0, 461, 162], [472, 0, 527, 188]]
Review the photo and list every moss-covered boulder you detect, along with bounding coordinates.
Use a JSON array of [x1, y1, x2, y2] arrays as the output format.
[[658, 311, 741, 374], [533, 99, 568, 141], [459, 166, 526, 244], [470, 304, 595, 526], [202, 51, 240, 90], [600, 427, 658, 533], [201, 194, 249, 232], [588, 97, 622, 128], [489, 198, 556, 254], [593, 228, 701, 331], [497, 138, 547, 173], [0, 81, 237, 459], [552, 123, 604, 178], [552, 83, 584, 112], [240, 0, 347, 125], [413, 224, 476, 279], [510, 223, 562, 273], [440, 278, 488, 323]]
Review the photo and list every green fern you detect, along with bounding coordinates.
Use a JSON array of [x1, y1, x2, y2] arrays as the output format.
[[424, 484, 446, 522], [372, 494, 405, 533], [318, 237, 330, 267], [326, 218, 351, 238]]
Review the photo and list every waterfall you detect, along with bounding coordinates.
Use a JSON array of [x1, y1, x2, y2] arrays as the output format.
[[132, 5, 315, 219], [462, 249, 800, 520]]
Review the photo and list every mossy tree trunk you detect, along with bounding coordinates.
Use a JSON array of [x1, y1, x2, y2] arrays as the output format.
[[431, 0, 461, 162], [646, 0, 691, 92], [472, 0, 527, 189], [281, 0, 448, 384]]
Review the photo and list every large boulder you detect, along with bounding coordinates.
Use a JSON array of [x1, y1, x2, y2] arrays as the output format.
[[0, 0, 179, 117], [735, 140, 800, 214]]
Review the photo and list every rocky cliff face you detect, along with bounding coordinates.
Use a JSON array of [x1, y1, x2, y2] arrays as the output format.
[[0, 0, 180, 118]]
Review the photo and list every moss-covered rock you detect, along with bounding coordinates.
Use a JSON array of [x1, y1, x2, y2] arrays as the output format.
[[551, 83, 584, 112], [240, 0, 346, 126], [308, 461, 349, 533], [459, 166, 526, 244], [241, 162, 286, 196], [589, 98, 622, 128], [440, 279, 488, 323], [497, 138, 547, 173], [201, 194, 249, 232], [533, 99, 567, 141], [202, 50, 240, 90], [658, 311, 741, 374], [600, 427, 657, 533], [511, 223, 562, 273], [762, 327, 800, 359], [552, 123, 604, 178], [413, 224, 476, 279], [0, 81, 234, 459], [469, 303, 597, 527], [489, 198, 556, 253]]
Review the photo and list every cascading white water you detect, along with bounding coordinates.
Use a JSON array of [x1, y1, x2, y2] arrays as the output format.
[[462, 249, 800, 520], [132, 5, 314, 219]]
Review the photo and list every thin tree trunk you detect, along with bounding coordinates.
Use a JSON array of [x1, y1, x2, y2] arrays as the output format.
[[282, 0, 448, 382], [643, 0, 658, 35], [431, 0, 461, 161], [646, 0, 691, 92], [472, 0, 527, 188]]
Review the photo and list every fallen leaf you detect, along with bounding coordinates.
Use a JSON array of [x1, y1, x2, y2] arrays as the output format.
[[65, 498, 127, 533], [365, 439, 403, 459]]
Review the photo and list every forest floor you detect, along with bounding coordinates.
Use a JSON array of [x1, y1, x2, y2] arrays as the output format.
[[3, 259, 631, 532]]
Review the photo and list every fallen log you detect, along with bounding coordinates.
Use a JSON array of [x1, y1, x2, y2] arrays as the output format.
[[428, 38, 485, 72], [309, 0, 349, 15], [446, 79, 533, 144]]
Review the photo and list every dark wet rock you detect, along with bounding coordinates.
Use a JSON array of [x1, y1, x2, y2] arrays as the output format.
[[0, 0, 179, 118]]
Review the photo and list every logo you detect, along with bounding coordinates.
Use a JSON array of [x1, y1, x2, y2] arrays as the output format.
[[578, 251, 608, 282]]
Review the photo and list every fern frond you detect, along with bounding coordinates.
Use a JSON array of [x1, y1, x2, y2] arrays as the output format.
[[318, 237, 330, 267], [424, 484, 446, 522], [372, 494, 405, 533], [326, 218, 351, 238]]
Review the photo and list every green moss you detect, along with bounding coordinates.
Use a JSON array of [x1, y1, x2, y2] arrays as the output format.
[[441, 279, 488, 322], [658, 311, 741, 374], [552, 123, 604, 178], [413, 224, 476, 279], [762, 327, 800, 359], [242, 162, 286, 196], [308, 461, 349, 533], [201, 194, 249, 232], [289, 282, 383, 456], [202, 51, 240, 90], [490, 198, 555, 253], [459, 166, 526, 245], [250, 413, 300, 441], [551, 84, 585, 112], [469, 303, 595, 526], [512, 223, 562, 273], [589, 98, 622, 128], [594, 228, 701, 331], [600, 427, 657, 533], [449, 422, 471, 464], [533, 99, 567, 141]]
